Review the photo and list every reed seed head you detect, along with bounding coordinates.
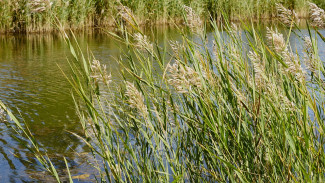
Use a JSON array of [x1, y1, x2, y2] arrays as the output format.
[[285, 55, 305, 82], [183, 5, 203, 33], [266, 28, 305, 82], [117, 5, 134, 23], [133, 33, 153, 51], [229, 23, 242, 36], [308, 2, 325, 27], [91, 59, 112, 86], [167, 61, 202, 93], [169, 41, 183, 55], [266, 28, 286, 53], [276, 3, 297, 27], [303, 36, 317, 73], [265, 82, 295, 111], [280, 95, 296, 111], [304, 36, 312, 49], [125, 82, 148, 118], [248, 51, 266, 89], [28, 0, 52, 13], [230, 81, 248, 106], [231, 23, 239, 32]]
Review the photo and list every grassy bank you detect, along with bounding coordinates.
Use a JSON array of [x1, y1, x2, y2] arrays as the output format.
[[0, 0, 323, 33]]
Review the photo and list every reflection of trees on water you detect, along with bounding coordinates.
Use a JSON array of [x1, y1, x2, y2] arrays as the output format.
[[0, 34, 92, 181]]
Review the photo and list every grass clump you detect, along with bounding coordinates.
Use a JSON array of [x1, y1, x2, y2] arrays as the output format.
[[1, 3, 325, 182], [56, 5, 325, 182]]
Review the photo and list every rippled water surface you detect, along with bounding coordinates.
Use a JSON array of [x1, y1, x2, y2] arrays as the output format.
[[0, 25, 324, 182]]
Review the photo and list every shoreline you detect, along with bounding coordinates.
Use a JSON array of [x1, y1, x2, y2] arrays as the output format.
[[0, 0, 315, 34], [0, 17, 312, 35]]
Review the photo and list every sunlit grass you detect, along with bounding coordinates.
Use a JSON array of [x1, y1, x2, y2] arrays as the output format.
[[55, 4, 325, 182], [0, 0, 322, 33], [1, 2, 325, 182]]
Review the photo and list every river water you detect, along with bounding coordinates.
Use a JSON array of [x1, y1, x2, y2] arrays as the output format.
[[0, 25, 324, 182]]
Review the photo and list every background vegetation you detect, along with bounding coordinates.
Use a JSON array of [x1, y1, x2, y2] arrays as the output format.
[[0, 0, 323, 33]]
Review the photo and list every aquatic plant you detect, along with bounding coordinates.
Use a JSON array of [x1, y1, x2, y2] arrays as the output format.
[[167, 60, 203, 93], [117, 5, 135, 25], [3, 2, 325, 182], [28, 0, 53, 13], [266, 27, 305, 82], [308, 2, 325, 27], [275, 3, 297, 26], [90, 59, 112, 86], [54, 10, 325, 181], [133, 33, 153, 51], [125, 81, 148, 118], [183, 5, 203, 33], [0, 0, 323, 33]]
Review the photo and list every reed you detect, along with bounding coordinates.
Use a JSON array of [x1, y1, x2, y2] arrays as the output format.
[[2, 2, 325, 182], [0, 0, 323, 33], [52, 3, 325, 181]]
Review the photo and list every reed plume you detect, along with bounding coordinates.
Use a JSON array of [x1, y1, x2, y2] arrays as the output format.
[[91, 59, 112, 86], [28, 0, 52, 13], [125, 82, 148, 118], [308, 2, 325, 27], [117, 5, 134, 24], [133, 33, 153, 51], [167, 61, 202, 93], [169, 41, 183, 57], [248, 51, 266, 89], [276, 3, 297, 26], [303, 36, 317, 74], [266, 28, 286, 52], [183, 5, 203, 33], [266, 28, 305, 82]]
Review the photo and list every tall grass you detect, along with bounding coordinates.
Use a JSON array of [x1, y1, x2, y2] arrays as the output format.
[[47, 4, 325, 182], [0, 0, 323, 33], [2, 2, 325, 182]]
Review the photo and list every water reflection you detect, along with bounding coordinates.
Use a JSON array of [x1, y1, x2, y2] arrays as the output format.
[[0, 27, 181, 182]]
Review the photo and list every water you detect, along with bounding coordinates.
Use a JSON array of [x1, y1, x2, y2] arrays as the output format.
[[0, 33, 90, 182], [0, 28, 182, 182], [0, 25, 324, 182]]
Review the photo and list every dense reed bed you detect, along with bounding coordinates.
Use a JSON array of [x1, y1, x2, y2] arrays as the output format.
[[1, 2, 325, 182], [0, 0, 324, 33]]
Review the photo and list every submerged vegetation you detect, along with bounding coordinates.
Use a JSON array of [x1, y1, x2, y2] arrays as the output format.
[[0, 0, 324, 33], [0, 2, 325, 182]]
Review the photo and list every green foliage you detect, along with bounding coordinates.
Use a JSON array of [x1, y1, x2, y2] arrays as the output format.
[[59, 17, 325, 181], [313, 0, 325, 9], [0, 0, 317, 33], [2, 2, 325, 182]]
